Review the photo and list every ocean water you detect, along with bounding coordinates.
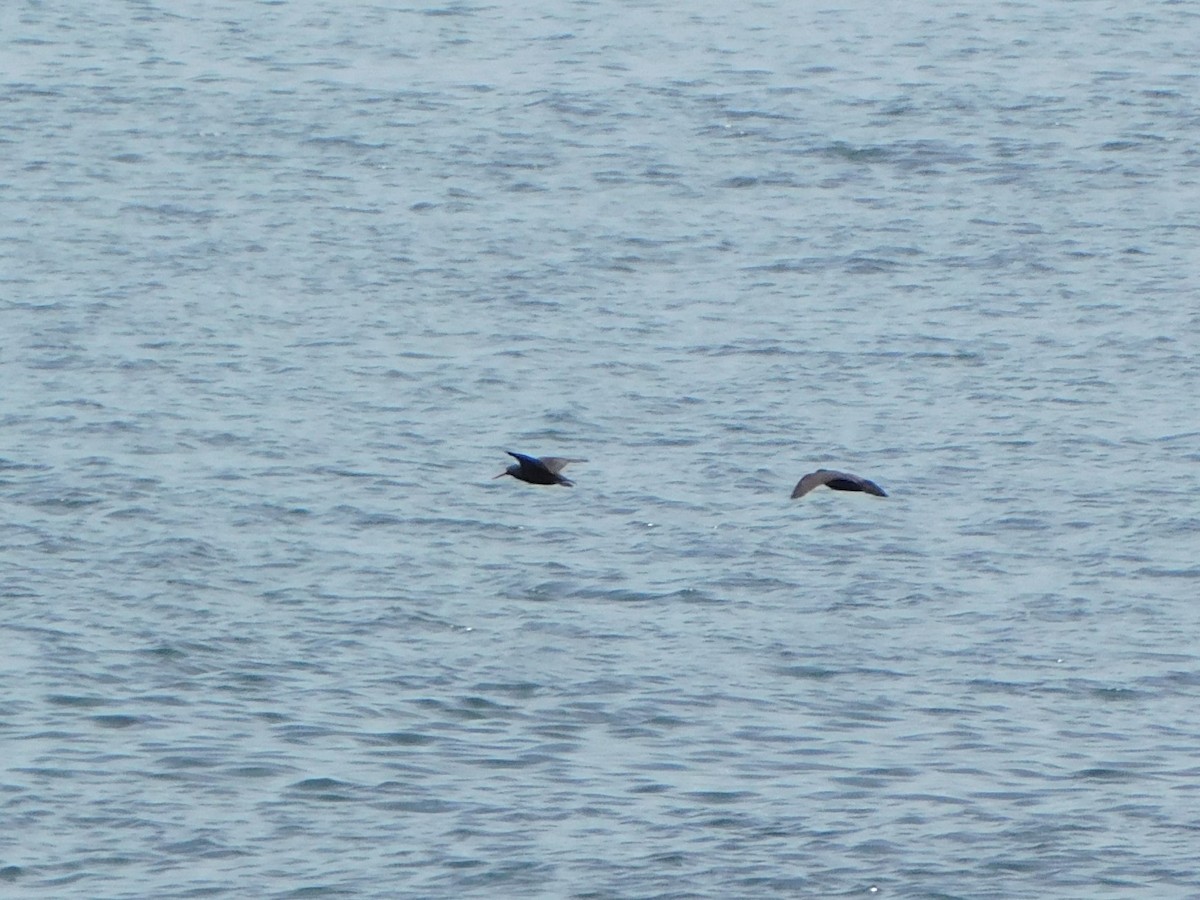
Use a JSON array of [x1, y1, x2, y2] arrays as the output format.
[[3, 1, 1199, 897]]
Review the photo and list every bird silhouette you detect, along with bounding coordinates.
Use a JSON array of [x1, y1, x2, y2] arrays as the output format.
[[494, 451, 585, 487], [790, 469, 887, 500]]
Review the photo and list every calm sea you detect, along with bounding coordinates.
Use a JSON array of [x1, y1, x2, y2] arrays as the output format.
[[3, 1, 1199, 897]]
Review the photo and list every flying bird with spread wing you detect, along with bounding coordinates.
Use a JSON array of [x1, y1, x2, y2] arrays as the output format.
[[494, 451, 586, 487], [790, 469, 887, 500]]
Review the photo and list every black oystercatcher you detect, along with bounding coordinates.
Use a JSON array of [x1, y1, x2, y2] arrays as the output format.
[[790, 469, 887, 500], [494, 451, 585, 487]]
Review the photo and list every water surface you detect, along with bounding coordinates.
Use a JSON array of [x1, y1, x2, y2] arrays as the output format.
[[3, 1, 1199, 897]]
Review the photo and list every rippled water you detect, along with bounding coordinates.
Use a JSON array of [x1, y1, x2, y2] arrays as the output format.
[[3, 1, 1199, 897]]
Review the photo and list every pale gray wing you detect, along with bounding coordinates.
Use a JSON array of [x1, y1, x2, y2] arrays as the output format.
[[790, 469, 838, 499], [539, 457, 586, 475], [853, 475, 887, 497]]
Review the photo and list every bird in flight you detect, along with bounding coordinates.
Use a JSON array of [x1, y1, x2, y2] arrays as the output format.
[[494, 451, 586, 487], [790, 469, 887, 500]]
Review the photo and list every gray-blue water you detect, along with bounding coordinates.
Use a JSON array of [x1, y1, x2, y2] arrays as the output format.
[[3, 1, 1199, 897]]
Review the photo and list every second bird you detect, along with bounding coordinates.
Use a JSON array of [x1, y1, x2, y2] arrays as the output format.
[[495, 451, 585, 487], [790, 469, 887, 500]]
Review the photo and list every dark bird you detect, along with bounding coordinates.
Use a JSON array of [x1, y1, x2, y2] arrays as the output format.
[[494, 451, 585, 487], [790, 469, 887, 500]]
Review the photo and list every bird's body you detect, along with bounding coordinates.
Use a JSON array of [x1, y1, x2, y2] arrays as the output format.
[[790, 468, 887, 500], [495, 451, 585, 487]]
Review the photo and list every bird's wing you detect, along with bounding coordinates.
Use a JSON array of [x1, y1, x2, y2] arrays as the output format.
[[539, 457, 586, 475], [790, 469, 838, 499], [824, 472, 887, 496], [858, 477, 887, 497], [505, 451, 540, 466]]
